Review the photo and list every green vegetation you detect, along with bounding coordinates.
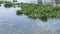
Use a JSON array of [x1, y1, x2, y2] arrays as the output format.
[[16, 10, 23, 15], [0, 1, 60, 20], [0, 1, 11, 4], [16, 3, 60, 19], [13, 0, 17, 2], [4, 2, 21, 8], [4, 3, 14, 8], [0, 1, 4, 4]]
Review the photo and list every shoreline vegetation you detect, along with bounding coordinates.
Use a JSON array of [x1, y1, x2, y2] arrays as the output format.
[[0, 1, 60, 20]]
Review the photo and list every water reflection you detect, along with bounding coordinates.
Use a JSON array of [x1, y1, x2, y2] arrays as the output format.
[[0, 5, 1, 6], [39, 17, 48, 22]]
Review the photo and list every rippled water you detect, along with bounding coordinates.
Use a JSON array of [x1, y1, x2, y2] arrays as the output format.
[[0, 0, 60, 34]]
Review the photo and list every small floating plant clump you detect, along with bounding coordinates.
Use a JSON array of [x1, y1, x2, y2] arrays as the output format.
[[4, 2, 21, 8], [16, 3, 60, 19], [16, 10, 23, 15], [4, 3, 14, 8], [13, 0, 17, 2]]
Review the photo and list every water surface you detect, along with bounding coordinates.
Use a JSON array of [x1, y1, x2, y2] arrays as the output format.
[[0, 0, 60, 34]]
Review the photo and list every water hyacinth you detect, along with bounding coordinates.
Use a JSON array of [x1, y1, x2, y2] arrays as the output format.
[[4, 3, 14, 8], [16, 3, 60, 19], [1, 1, 60, 19]]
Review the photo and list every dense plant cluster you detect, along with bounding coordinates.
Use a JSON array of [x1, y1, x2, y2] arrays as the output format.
[[0, 1, 60, 19], [17, 3, 60, 19]]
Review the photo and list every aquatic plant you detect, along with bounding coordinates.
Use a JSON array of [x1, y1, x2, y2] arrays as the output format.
[[13, 0, 17, 2], [16, 3, 60, 19], [4, 1, 11, 3], [16, 10, 23, 15], [4, 3, 14, 8], [0, 1, 60, 22]]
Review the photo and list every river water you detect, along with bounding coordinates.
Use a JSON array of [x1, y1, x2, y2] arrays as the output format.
[[0, 0, 60, 34]]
